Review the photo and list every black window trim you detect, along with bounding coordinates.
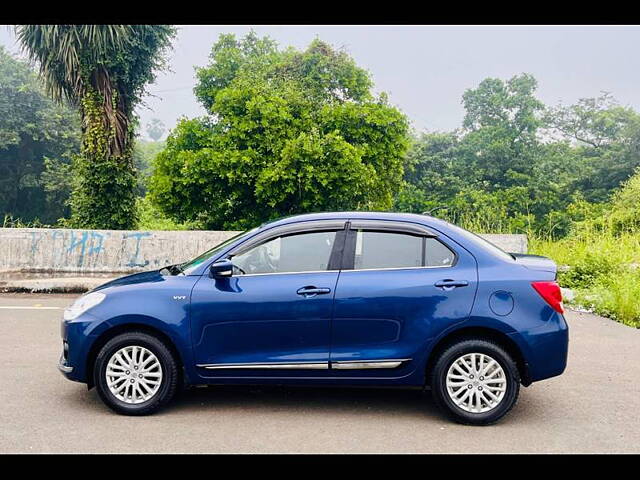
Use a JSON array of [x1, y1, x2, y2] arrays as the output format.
[[348, 219, 438, 237]]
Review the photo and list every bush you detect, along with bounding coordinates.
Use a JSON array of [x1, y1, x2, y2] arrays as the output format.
[[531, 231, 640, 328], [575, 269, 640, 328], [136, 196, 202, 231], [559, 254, 619, 289]]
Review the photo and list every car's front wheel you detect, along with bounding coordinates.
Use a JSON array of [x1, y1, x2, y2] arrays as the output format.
[[94, 332, 179, 415], [430, 339, 520, 425]]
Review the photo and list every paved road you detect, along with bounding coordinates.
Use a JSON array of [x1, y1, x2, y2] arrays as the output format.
[[0, 293, 638, 453]]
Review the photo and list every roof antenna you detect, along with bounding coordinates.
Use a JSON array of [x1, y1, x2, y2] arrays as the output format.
[[423, 206, 449, 216]]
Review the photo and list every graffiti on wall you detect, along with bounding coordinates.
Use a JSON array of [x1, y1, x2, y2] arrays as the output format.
[[28, 229, 153, 269]]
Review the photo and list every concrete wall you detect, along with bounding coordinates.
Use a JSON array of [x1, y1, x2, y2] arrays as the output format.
[[0, 228, 241, 273], [479, 234, 528, 256], [0, 228, 527, 274]]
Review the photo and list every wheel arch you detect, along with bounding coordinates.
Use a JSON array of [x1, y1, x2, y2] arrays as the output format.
[[424, 326, 531, 387], [85, 322, 185, 390]]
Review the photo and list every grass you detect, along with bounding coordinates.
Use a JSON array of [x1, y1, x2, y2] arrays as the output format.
[[531, 230, 640, 328], [3, 199, 201, 232], [2, 214, 53, 229]]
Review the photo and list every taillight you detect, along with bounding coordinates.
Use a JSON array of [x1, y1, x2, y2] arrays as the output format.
[[531, 281, 564, 314]]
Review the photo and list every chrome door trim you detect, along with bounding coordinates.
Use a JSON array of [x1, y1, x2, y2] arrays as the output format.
[[197, 359, 412, 370], [330, 359, 411, 370], [341, 265, 452, 273], [197, 361, 329, 370], [231, 269, 340, 278]]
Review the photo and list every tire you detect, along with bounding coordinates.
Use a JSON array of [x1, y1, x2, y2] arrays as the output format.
[[94, 331, 179, 416], [430, 339, 520, 425]]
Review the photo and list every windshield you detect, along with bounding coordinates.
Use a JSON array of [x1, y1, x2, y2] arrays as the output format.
[[179, 228, 259, 275], [443, 222, 515, 261]]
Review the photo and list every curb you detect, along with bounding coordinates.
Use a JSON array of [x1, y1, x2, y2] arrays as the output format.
[[0, 277, 114, 294]]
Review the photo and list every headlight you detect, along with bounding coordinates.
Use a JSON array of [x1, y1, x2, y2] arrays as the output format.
[[63, 292, 106, 320]]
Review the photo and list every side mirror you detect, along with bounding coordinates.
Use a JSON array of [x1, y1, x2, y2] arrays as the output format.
[[210, 259, 233, 278]]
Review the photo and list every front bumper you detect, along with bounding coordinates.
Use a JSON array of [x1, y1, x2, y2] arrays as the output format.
[[58, 354, 73, 374], [59, 311, 104, 383]]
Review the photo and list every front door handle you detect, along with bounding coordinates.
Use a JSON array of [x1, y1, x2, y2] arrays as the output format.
[[296, 286, 331, 297], [435, 279, 469, 290]]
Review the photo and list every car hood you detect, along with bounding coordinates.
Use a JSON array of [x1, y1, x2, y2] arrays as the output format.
[[511, 253, 558, 274], [91, 270, 166, 292]]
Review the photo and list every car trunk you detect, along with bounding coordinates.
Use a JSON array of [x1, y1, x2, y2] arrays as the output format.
[[511, 253, 558, 278]]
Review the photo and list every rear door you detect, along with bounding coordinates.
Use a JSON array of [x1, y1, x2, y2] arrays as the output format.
[[329, 220, 478, 375]]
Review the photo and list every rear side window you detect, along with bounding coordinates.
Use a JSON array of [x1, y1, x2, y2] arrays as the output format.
[[424, 237, 456, 267], [352, 230, 455, 270]]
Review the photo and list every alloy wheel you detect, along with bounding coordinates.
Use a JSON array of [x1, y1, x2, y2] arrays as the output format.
[[445, 352, 507, 413], [105, 345, 163, 404]]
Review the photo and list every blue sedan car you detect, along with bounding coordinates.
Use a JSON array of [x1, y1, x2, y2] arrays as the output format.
[[59, 212, 568, 425]]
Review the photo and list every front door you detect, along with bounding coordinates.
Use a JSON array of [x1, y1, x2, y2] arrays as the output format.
[[190, 225, 345, 377], [329, 222, 478, 376]]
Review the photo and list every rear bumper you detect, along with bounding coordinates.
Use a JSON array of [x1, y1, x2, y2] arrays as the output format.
[[510, 312, 569, 383]]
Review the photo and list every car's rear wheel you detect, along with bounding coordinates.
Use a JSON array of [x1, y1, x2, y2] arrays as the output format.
[[94, 332, 179, 416], [430, 339, 520, 425]]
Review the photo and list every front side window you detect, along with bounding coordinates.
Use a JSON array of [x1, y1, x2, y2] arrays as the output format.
[[353, 230, 455, 270], [180, 228, 259, 275], [232, 231, 337, 275]]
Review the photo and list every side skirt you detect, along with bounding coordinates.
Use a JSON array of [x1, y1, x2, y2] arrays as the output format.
[[196, 359, 411, 370]]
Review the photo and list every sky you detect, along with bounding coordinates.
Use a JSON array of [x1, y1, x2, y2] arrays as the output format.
[[2, 25, 640, 140]]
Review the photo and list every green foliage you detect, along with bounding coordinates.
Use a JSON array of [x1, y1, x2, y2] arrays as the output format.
[[136, 196, 201, 231], [2, 213, 52, 228], [0, 46, 80, 224], [559, 254, 619, 290], [395, 74, 551, 232], [574, 168, 640, 235], [461, 74, 543, 188], [67, 89, 138, 229], [545, 93, 640, 203], [531, 195, 640, 328], [132, 138, 165, 195], [151, 33, 409, 229], [395, 75, 640, 239], [576, 270, 640, 328], [15, 25, 176, 229]]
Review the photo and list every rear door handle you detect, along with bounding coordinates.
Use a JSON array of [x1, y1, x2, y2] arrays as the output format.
[[435, 279, 469, 290], [296, 286, 332, 297]]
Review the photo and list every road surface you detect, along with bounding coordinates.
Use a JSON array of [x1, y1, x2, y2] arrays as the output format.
[[0, 293, 638, 453]]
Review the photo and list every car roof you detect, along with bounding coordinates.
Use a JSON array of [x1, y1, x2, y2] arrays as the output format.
[[258, 212, 513, 265], [261, 211, 452, 230]]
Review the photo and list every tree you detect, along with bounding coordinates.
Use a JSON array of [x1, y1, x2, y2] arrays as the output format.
[[545, 93, 640, 202], [146, 118, 165, 141], [15, 25, 175, 229], [395, 74, 588, 236], [394, 132, 465, 214], [0, 47, 80, 224], [132, 138, 165, 196], [459, 73, 545, 189], [150, 33, 409, 230]]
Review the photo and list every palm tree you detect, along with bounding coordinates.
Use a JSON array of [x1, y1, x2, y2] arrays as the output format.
[[15, 25, 175, 229]]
